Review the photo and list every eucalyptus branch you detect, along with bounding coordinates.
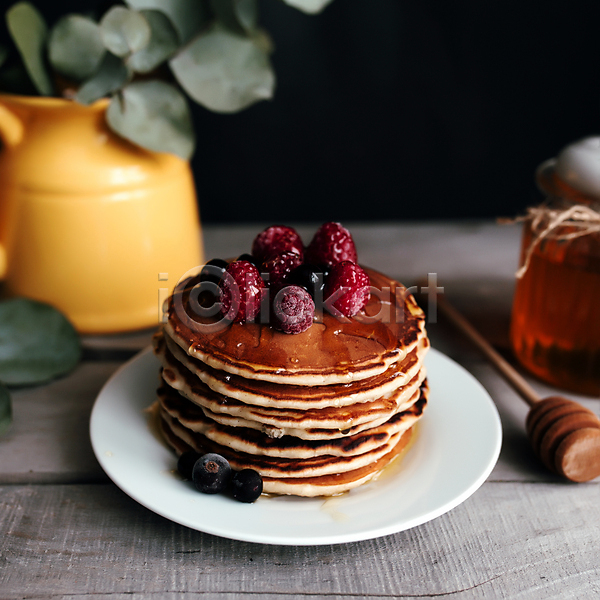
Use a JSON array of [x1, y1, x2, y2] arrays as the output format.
[[1, 0, 334, 158]]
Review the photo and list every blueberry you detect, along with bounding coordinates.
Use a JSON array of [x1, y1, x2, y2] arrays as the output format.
[[236, 253, 261, 268], [231, 469, 263, 503], [192, 453, 233, 494], [319, 264, 331, 280], [199, 258, 229, 285], [177, 450, 202, 480], [287, 264, 328, 300], [189, 259, 229, 313]]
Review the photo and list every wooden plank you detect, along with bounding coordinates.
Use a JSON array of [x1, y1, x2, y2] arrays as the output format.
[[2, 222, 599, 600], [1, 482, 599, 599], [428, 324, 600, 484], [2, 221, 594, 486], [3, 221, 589, 486], [1, 351, 577, 486], [81, 328, 155, 357], [0, 361, 121, 483]]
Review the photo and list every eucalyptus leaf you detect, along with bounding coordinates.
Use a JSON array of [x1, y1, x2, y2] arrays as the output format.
[[0, 298, 81, 387], [169, 23, 275, 113], [236, 0, 259, 31], [127, 10, 179, 73], [211, 0, 258, 35], [49, 14, 106, 81], [124, 0, 209, 44], [106, 80, 195, 159], [281, 0, 334, 14], [6, 2, 53, 95], [100, 6, 151, 57], [76, 51, 130, 105], [0, 382, 11, 437]]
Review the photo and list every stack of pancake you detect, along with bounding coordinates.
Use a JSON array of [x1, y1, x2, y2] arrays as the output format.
[[154, 267, 429, 497]]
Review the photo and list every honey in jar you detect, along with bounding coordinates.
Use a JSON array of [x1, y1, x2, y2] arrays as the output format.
[[510, 137, 600, 396]]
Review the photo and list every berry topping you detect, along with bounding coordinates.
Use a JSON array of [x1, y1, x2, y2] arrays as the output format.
[[236, 253, 261, 268], [177, 450, 202, 480], [219, 260, 266, 323], [305, 222, 358, 267], [199, 258, 228, 285], [192, 453, 233, 494], [230, 469, 263, 503], [287, 263, 329, 301], [261, 251, 303, 290], [272, 285, 315, 334], [324, 261, 370, 318], [251, 225, 304, 263], [192, 258, 229, 312]]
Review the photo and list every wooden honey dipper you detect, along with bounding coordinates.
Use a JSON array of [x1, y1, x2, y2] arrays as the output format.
[[433, 292, 600, 482]]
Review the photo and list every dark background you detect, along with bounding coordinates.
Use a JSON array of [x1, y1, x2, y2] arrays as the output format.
[[3, 0, 600, 223]]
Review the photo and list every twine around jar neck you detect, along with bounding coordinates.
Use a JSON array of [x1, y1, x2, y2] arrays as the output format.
[[505, 200, 600, 278]]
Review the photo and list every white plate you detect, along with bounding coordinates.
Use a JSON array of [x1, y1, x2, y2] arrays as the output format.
[[90, 347, 502, 546]]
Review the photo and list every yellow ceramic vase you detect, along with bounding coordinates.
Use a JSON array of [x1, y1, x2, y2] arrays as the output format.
[[0, 95, 203, 333]]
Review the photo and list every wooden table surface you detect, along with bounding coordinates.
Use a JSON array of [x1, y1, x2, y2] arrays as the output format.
[[2, 222, 599, 600]]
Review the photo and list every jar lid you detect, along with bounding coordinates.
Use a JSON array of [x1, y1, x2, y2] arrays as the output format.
[[537, 137, 600, 203]]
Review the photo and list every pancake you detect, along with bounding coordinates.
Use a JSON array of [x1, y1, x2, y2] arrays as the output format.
[[260, 432, 413, 497], [165, 267, 426, 385], [156, 333, 427, 436], [158, 370, 424, 440], [153, 256, 430, 497], [158, 385, 424, 497], [159, 406, 409, 476], [158, 329, 429, 409], [161, 415, 415, 497], [159, 383, 426, 456]]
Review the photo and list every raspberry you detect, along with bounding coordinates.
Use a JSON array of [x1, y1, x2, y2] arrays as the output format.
[[323, 261, 370, 318], [251, 225, 304, 263], [305, 222, 358, 267], [272, 285, 315, 334], [219, 260, 266, 323], [261, 251, 303, 291]]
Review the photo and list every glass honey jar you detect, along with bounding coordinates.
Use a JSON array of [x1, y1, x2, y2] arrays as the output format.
[[510, 137, 600, 396]]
